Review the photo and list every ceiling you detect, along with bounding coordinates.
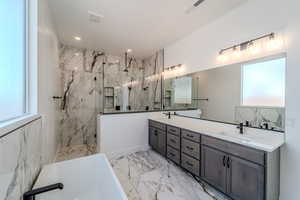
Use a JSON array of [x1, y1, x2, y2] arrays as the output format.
[[48, 0, 247, 58]]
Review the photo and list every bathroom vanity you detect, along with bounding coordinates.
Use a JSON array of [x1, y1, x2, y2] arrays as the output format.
[[148, 116, 284, 200]]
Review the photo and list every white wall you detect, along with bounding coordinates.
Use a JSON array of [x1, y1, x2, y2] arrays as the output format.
[[98, 112, 171, 159], [164, 0, 300, 199], [38, 0, 61, 163]]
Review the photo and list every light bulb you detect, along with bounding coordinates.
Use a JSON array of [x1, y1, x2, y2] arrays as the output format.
[[232, 46, 242, 58], [267, 36, 283, 50], [248, 41, 261, 55], [217, 51, 228, 62]]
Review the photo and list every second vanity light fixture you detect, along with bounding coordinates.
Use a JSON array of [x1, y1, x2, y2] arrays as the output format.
[[218, 32, 284, 63], [145, 64, 184, 81]]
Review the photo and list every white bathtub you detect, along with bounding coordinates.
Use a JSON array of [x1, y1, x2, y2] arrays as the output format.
[[34, 154, 128, 200]]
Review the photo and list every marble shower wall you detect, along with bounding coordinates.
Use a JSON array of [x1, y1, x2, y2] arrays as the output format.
[[59, 46, 103, 147], [59, 45, 163, 148], [104, 50, 164, 112], [0, 119, 43, 200]]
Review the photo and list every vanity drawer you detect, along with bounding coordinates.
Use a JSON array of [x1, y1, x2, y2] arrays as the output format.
[[149, 120, 166, 131], [182, 139, 200, 160], [167, 133, 180, 150], [167, 146, 180, 164], [202, 136, 265, 165], [167, 125, 180, 136], [182, 129, 200, 143], [181, 153, 200, 176]]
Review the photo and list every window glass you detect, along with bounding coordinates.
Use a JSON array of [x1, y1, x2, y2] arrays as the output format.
[[0, 0, 26, 121], [242, 57, 285, 107]]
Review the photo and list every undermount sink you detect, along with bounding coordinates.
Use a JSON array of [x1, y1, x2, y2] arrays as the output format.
[[219, 131, 252, 143]]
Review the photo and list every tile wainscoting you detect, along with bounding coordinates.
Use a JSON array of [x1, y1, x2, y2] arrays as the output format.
[[0, 118, 51, 200]]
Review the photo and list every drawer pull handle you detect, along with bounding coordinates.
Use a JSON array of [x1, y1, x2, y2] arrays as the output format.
[[186, 161, 193, 167], [227, 157, 231, 168], [170, 139, 176, 143], [222, 156, 226, 167], [187, 134, 194, 138], [154, 133, 158, 136], [186, 146, 194, 150]]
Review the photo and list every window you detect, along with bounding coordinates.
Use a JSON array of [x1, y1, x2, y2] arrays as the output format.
[[242, 57, 286, 107], [0, 0, 27, 122]]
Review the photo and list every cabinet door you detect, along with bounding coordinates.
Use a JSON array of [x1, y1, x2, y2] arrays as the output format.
[[227, 155, 264, 200], [201, 146, 227, 193], [149, 127, 158, 151], [157, 130, 166, 156]]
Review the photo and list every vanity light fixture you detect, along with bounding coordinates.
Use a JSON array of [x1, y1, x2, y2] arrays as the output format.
[[217, 32, 283, 63], [163, 64, 184, 79], [145, 64, 184, 81]]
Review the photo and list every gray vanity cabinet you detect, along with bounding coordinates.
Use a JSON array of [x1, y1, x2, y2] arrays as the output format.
[[157, 129, 166, 156], [149, 121, 166, 156], [148, 120, 280, 200], [149, 127, 158, 150], [201, 145, 227, 193], [227, 155, 264, 200], [202, 136, 265, 200]]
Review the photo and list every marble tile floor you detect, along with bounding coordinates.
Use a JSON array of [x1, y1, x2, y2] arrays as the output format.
[[110, 150, 229, 200], [55, 146, 229, 200]]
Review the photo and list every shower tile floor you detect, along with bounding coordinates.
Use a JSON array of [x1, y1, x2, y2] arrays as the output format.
[[56, 147, 229, 200]]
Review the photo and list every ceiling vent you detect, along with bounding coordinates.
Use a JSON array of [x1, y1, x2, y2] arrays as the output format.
[[185, 0, 206, 14], [88, 11, 104, 23]]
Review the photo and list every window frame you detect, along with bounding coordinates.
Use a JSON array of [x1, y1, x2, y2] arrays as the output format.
[[240, 54, 286, 108], [0, 0, 30, 123]]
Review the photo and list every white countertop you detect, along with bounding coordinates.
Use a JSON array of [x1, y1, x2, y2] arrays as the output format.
[[149, 115, 285, 152], [34, 154, 128, 200]]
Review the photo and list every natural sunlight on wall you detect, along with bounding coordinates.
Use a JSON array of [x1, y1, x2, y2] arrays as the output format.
[[0, 0, 26, 121]]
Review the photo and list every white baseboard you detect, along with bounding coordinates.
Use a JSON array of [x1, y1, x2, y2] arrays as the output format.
[[103, 145, 150, 160]]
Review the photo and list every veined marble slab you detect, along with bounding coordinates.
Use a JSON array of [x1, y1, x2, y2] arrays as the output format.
[[0, 119, 43, 200], [110, 150, 229, 200], [34, 154, 128, 200], [149, 115, 284, 152]]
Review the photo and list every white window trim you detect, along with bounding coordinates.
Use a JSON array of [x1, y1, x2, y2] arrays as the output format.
[[0, 0, 38, 137]]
